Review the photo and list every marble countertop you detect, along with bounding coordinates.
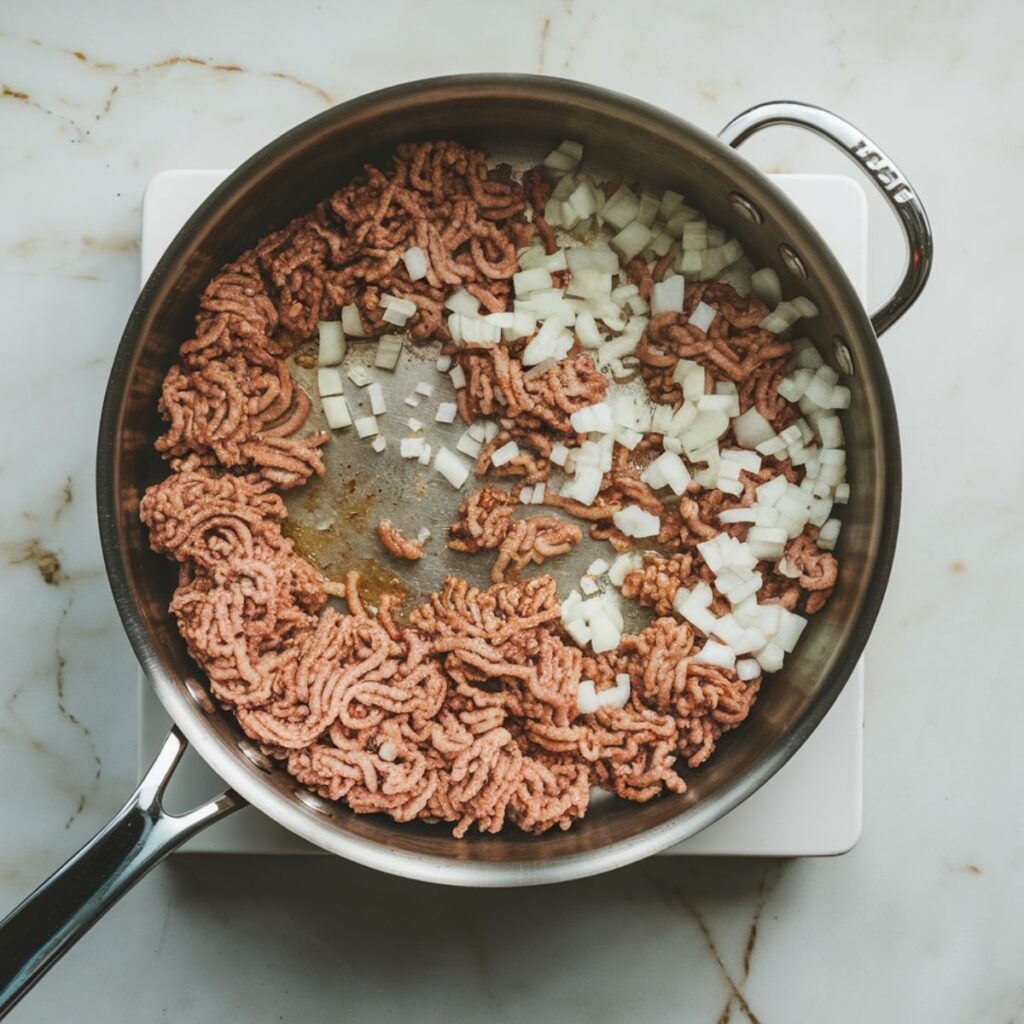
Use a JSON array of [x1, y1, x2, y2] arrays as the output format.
[[1, 1, 1020, 1020]]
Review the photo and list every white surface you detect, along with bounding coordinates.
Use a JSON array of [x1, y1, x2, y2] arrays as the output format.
[[1, 3, 1021, 1022], [137, 169, 866, 858]]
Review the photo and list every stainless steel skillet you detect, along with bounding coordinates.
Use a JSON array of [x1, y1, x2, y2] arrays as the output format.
[[0, 75, 931, 1017]]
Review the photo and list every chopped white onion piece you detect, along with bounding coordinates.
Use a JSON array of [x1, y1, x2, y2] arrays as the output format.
[[374, 334, 403, 371], [733, 408, 776, 448], [435, 402, 457, 424], [347, 364, 373, 388], [559, 465, 602, 506], [434, 447, 470, 489], [436, 354, 452, 373], [570, 401, 614, 434], [513, 267, 553, 296], [400, 437, 424, 459], [341, 304, 369, 338], [650, 274, 686, 315], [608, 552, 643, 587], [611, 222, 653, 263], [404, 394, 419, 408], [317, 321, 346, 365], [650, 450, 690, 495], [696, 639, 736, 669], [371, 435, 387, 453], [834, 482, 851, 505], [407, 417, 424, 432], [367, 382, 387, 416], [612, 505, 660, 538], [491, 441, 520, 467], [580, 575, 599, 596], [736, 658, 761, 682], [601, 185, 641, 231], [567, 246, 619, 273], [322, 395, 352, 430], [750, 268, 782, 307], [818, 518, 842, 550], [418, 443, 432, 466], [659, 190, 684, 219], [402, 246, 428, 281], [354, 415, 378, 439], [721, 448, 762, 473], [567, 269, 613, 300], [318, 367, 345, 397], [680, 221, 708, 251], [689, 300, 716, 333], [449, 365, 467, 390], [755, 642, 785, 673], [550, 442, 569, 466], [445, 288, 480, 317], [792, 296, 819, 319], [381, 293, 417, 325], [415, 382, 434, 398], [588, 558, 610, 577], [456, 430, 482, 458]]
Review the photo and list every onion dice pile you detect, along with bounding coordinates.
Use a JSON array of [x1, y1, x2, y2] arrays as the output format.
[[311, 139, 852, 695]]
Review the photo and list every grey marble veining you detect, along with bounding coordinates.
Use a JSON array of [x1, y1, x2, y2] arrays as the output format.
[[0, 1, 1021, 1021]]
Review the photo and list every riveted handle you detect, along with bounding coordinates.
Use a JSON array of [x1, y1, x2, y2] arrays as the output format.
[[719, 100, 933, 336], [0, 728, 243, 1020]]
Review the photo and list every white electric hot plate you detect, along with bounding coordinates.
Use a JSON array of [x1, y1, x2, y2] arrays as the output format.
[[138, 170, 867, 857]]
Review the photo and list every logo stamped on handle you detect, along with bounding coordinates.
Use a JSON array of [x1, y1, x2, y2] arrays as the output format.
[[850, 139, 915, 204]]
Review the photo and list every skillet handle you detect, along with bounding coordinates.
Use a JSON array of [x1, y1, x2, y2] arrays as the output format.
[[718, 100, 933, 337], [0, 727, 243, 1020]]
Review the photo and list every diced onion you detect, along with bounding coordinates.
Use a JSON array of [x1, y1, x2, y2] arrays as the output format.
[[354, 415, 378, 439], [341, 304, 369, 338], [381, 293, 417, 326], [610, 222, 652, 263], [317, 321, 346, 365], [650, 274, 685, 315], [570, 401, 614, 434], [400, 437, 424, 459], [732, 408, 775, 448], [612, 505, 660, 538], [445, 288, 480, 317], [491, 441, 520, 467], [374, 334, 403, 370], [346, 364, 373, 388], [736, 659, 761, 681], [435, 402, 458, 424], [318, 367, 345, 397], [371, 435, 386, 453], [322, 395, 351, 430], [456, 430, 482, 458], [434, 446, 470, 489], [750, 268, 782, 307], [695, 639, 736, 669], [402, 246, 429, 281], [367, 382, 387, 416], [688, 300, 716, 333]]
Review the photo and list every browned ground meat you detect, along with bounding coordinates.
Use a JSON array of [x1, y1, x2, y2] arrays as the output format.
[[447, 486, 519, 553], [491, 516, 582, 583], [376, 520, 424, 561]]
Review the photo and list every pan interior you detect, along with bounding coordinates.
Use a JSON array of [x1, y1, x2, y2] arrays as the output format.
[[102, 77, 895, 882]]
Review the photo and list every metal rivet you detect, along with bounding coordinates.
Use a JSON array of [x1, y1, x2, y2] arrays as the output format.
[[833, 336, 855, 375], [238, 740, 273, 773], [728, 192, 762, 224], [184, 677, 216, 714], [778, 243, 807, 279], [294, 788, 333, 815]]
